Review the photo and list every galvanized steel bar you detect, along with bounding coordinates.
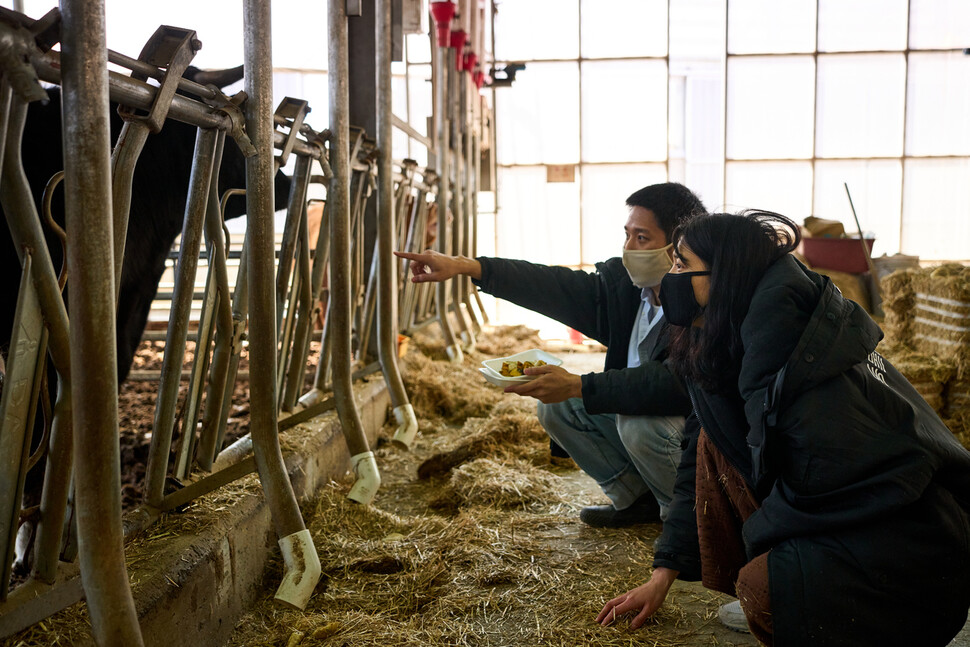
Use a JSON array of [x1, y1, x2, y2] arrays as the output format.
[[0, 253, 42, 600], [1, 99, 71, 370], [243, 0, 305, 537], [376, 0, 410, 411], [108, 122, 150, 298], [0, 95, 75, 592], [195, 132, 235, 471], [329, 0, 370, 457], [59, 0, 143, 642], [433, 36, 461, 362], [144, 126, 217, 507]]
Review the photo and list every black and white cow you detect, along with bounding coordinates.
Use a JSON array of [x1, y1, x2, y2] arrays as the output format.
[[0, 65, 290, 382], [0, 66, 290, 575]]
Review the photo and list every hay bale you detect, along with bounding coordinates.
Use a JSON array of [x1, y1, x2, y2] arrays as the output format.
[[814, 267, 871, 312], [910, 264, 970, 376], [945, 378, 970, 419], [880, 344, 954, 414], [881, 269, 917, 346]]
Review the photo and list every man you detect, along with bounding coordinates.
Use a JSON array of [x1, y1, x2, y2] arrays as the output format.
[[395, 182, 704, 527]]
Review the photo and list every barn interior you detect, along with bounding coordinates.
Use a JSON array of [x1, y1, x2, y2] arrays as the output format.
[[0, 1, 968, 646]]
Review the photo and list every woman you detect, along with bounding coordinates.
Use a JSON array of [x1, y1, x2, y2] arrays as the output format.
[[596, 211, 970, 646]]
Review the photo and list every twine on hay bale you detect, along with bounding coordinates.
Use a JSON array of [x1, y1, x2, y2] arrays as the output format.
[[945, 378, 970, 420], [909, 264, 970, 377]]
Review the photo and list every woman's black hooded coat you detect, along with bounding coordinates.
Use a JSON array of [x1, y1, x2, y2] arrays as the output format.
[[654, 255, 970, 646]]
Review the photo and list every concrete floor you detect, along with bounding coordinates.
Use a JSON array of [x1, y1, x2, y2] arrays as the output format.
[[554, 350, 970, 645]]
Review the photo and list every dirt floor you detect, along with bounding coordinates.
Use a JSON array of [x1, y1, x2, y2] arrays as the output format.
[[224, 326, 759, 647], [118, 340, 254, 508]]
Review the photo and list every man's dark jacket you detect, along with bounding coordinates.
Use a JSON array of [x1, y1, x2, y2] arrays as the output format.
[[654, 255, 970, 646], [473, 256, 689, 416]]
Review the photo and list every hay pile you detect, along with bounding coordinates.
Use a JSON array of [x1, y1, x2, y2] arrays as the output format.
[[224, 325, 747, 647]]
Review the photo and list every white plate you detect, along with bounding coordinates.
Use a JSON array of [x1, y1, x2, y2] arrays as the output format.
[[480, 348, 563, 384], [478, 368, 534, 388]]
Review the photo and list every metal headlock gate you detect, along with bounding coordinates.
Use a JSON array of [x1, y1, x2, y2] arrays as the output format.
[[0, 0, 489, 642]]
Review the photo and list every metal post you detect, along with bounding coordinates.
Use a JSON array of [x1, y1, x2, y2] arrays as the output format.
[[434, 36, 462, 362], [143, 126, 217, 506], [329, 0, 379, 504], [59, 0, 143, 643], [242, 0, 304, 536], [376, 0, 417, 447], [448, 49, 473, 348]]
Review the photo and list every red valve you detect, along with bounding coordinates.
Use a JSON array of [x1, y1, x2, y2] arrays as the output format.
[[430, 1, 455, 48], [473, 70, 484, 89], [463, 51, 477, 73], [450, 29, 466, 68]]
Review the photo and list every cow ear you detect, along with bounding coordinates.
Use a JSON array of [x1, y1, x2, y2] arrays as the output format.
[[185, 64, 245, 89]]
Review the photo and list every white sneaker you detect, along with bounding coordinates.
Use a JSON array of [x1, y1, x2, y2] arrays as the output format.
[[718, 600, 750, 633]]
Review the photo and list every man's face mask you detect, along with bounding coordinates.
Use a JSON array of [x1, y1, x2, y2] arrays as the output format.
[[659, 270, 711, 327], [622, 244, 673, 288]]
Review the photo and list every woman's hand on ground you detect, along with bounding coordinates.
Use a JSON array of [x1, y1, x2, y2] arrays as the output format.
[[596, 567, 679, 630]]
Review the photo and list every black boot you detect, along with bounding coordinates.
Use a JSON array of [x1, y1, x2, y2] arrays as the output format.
[[579, 493, 661, 528]]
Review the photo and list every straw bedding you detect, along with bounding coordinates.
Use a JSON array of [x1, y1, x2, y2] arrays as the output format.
[[223, 325, 750, 647], [3, 325, 754, 646]]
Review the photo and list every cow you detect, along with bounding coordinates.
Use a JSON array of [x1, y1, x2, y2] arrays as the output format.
[[0, 65, 291, 576]]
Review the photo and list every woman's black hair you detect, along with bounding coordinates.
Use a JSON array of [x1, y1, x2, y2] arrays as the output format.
[[668, 210, 801, 393]]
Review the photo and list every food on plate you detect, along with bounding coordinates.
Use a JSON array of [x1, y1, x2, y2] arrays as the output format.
[[500, 359, 547, 377]]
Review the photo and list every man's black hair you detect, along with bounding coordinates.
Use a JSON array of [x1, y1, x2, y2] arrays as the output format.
[[625, 182, 707, 243]]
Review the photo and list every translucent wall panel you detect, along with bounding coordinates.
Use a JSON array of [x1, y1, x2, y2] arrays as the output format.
[[727, 0, 816, 54], [273, 72, 329, 130], [817, 0, 907, 52], [407, 64, 432, 139], [684, 74, 725, 210], [581, 60, 667, 163], [391, 76, 409, 160], [494, 0, 579, 61], [496, 166, 581, 267], [406, 33, 432, 64], [102, 0, 247, 69], [725, 161, 813, 220], [902, 159, 970, 260], [816, 54, 905, 158], [909, 0, 970, 50], [670, 0, 726, 60], [496, 62, 580, 165], [580, 164, 668, 265], [727, 57, 815, 160], [580, 0, 667, 58], [906, 53, 970, 156], [271, 1, 329, 70], [813, 160, 903, 256]]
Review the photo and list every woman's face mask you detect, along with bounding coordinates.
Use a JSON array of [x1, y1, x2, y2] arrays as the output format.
[[622, 244, 673, 288], [659, 270, 711, 327]]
